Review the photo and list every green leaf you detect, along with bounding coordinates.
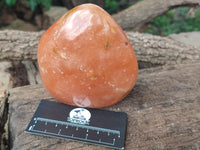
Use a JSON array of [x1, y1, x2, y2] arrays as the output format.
[[29, 0, 38, 11], [3, 0, 16, 7], [195, 11, 200, 17], [40, 0, 51, 10], [167, 10, 174, 19]]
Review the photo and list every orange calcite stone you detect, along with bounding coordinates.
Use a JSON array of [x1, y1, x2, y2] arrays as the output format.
[[37, 4, 138, 108]]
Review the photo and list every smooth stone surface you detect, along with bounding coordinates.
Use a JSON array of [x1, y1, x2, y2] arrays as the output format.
[[38, 4, 138, 108]]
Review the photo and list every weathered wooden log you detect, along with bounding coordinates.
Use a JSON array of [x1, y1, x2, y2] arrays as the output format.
[[0, 89, 8, 130], [126, 32, 200, 68], [0, 89, 9, 150], [113, 0, 200, 30], [0, 61, 14, 89], [0, 30, 43, 61], [0, 30, 199, 68], [0, 60, 39, 91], [8, 61, 200, 149], [21, 61, 41, 85]]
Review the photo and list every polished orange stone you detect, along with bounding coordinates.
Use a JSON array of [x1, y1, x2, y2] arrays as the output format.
[[37, 4, 138, 108]]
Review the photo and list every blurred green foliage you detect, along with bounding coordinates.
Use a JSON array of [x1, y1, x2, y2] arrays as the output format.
[[105, 0, 119, 14], [105, 1, 200, 36], [2, 0, 200, 36], [3, 0, 17, 7], [145, 7, 200, 36], [3, 0, 51, 11], [105, 0, 130, 14]]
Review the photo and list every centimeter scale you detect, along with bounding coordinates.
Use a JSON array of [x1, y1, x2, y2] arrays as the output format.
[[25, 99, 127, 149]]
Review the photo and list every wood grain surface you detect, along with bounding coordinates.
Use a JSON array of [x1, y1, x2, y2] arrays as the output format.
[[8, 62, 200, 150]]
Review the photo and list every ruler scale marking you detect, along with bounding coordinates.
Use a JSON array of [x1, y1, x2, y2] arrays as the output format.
[[30, 128, 115, 146], [35, 117, 120, 135], [25, 99, 127, 149], [30, 118, 120, 144]]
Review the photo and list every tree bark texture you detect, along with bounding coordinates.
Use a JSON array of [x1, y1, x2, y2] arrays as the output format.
[[0, 89, 8, 150], [113, 0, 200, 30], [8, 61, 200, 150], [0, 30, 199, 68], [0, 30, 43, 61], [0, 61, 14, 89], [0, 60, 40, 91], [0, 89, 8, 131]]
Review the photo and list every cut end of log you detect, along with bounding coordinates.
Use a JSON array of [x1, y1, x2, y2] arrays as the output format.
[[0, 89, 7, 100]]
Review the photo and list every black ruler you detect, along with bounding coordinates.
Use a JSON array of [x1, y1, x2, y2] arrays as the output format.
[[25, 99, 127, 149]]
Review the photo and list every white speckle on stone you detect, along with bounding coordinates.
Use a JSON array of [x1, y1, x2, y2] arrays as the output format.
[[56, 31, 61, 39], [52, 70, 56, 74], [54, 30, 58, 35], [108, 82, 115, 87], [123, 69, 126, 72], [39, 54, 47, 63], [53, 30, 58, 40], [40, 67, 45, 73], [80, 65, 84, 71], [90, 77, 97, 80], [115, 88, 127, 92], [53, 30, 61, 41], [103, 19, 110, 31], [73, 96, 91, 107], [60, 53, 68, 60], [57, 67, 64, 74], [88, 86, 91, 90]]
